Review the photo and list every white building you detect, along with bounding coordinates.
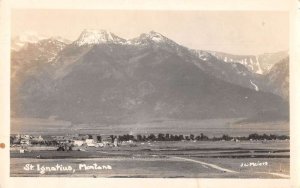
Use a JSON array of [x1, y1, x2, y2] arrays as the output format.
[[32, 135, 44, 142], [20, 139, 30, 145], [85, 139, 96, 147], [21, 135, 30, 140], [97, 143, 104, 147], [113, 138, 119, 147], [73, 140, 85, 146]]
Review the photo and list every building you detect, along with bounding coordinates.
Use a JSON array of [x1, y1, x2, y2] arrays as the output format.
[[113, 138, 119, 147], [20, 139, 30, 145], [101, 136, 113, 146], [21, 135, 30, 140], [32, 135, 44, 142], [97, 143, 104, 147], [73, 140, 85, 146], [85, 139, 96, 147]]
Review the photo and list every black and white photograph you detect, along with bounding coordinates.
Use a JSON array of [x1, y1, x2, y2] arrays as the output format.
[[8, 9, 291, 179]]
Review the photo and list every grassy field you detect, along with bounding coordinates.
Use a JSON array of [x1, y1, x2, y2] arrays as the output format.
[[10, 140, 290, 178], [11, 118, 290, 178], [11, 118, 289, 137]]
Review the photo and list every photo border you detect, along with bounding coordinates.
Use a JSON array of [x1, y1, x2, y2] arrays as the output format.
[[1, 0, 299, 187]]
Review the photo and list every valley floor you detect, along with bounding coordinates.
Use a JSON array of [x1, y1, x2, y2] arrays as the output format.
[[10, 140, 289, 178]]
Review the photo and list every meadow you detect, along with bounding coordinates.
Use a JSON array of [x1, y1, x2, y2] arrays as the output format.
[[10, 140, 290, 178]]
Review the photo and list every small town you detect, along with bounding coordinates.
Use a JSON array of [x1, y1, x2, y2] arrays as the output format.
[[10, 133, 290, 153], [10, 133, 120, 152]]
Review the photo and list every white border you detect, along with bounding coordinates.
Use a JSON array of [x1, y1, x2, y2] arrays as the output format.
[[1, 0, 299, 188]]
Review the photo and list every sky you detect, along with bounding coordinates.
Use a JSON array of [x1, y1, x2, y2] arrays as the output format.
[[11, 10, 289, 55]]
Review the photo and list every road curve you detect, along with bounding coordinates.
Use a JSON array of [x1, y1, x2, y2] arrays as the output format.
[[170, 156, 237, 173]]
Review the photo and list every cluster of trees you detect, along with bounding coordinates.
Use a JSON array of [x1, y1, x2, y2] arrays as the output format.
[[117, 133, 209, 142], [116, 133, 289, 142], [57, 143, 73, 151], [10, 133, 290, 145], [248, 133, 289, 140], [30, 140, 59, 146], [10, 136, 59, 146]]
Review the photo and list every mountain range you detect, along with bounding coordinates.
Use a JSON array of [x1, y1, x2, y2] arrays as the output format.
[[11, 29, 289, 124], [209, 50, 288, 74]]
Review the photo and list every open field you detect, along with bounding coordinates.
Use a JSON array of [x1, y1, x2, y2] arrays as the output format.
[[10, 140, 289, 178], [11, 118, 290, 178], [11, 118, 289, 137]]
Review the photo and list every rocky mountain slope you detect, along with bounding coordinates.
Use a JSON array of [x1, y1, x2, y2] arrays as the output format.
[[210, 51, 288, 74], [11, 30, 289, 123], [265, 57, 289, 100]]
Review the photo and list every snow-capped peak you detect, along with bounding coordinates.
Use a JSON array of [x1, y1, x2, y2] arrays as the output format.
[[145, 31, 166, 42], [12, 31, 47, 51], [191, 50, 215, 61], [128, 31, 174, 46], [75, 29, 126, 46], [140, 31, 168, 43]]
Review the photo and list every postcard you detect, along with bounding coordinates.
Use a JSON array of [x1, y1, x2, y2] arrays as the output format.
[[0, 0, 299, 187]]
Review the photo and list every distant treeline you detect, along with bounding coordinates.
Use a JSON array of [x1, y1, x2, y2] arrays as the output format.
[[116, 133, 289, 142], [11, 133, 289, 146]]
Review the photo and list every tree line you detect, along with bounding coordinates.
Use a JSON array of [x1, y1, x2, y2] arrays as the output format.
[[10, 133, 289, 145], [116, 133, 289, 142]]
